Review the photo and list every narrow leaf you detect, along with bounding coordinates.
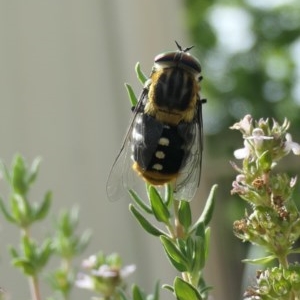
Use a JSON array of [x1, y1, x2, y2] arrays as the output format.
[[204, 227, 211, 262], [192, 236, 205, 272], [12, 258, 35, 276], [39, 238, 53, 267], [135, 62, 148, 85], [125, 83, 138, 107], [162, 284, 174, 293], [0, 161, 11, 183], [152, 281, 160, 300], [132, 284, 144, 300], [0, 196, 15, 223], [191, 185, 217, 233], [8, 246, 19, 259], [11, 155, 27, 195], [76, 229, 92, 254], [164, 183, 173, 207], [174, 277, 202, 300], [160, 236, 188, 272], [34, 191, 52, 221], [128, 189, 152, 214], [242, 255, 276, 265], [28, 157, 42, 185], [178, 201, 192, 231], [129, 204, 165, 236], [149, 186, 170, 223]]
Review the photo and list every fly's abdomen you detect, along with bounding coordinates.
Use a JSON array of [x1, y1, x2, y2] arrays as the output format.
[[132, 114, 193, 185]]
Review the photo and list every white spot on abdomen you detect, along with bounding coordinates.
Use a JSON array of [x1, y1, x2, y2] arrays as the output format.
[[152, 163, 163, 171], [155, 151, 165, 159], [158, 137, 169, 146]]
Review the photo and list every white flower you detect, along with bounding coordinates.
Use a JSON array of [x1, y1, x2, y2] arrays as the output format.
[[82, 255, 97, 269], [91, 264, 136, 278], [246, 128, 273, 147], [234, 141, 251, 159], [75, 273, 94, 290], [284, 133, 300, 155], [230, 114, 252, 134]]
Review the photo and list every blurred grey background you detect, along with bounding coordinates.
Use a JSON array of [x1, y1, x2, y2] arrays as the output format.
[[0, 1, 222, 300]]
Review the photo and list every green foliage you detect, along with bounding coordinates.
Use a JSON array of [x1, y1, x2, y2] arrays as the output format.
[[0, 155, 92, 300], [184, 0, 300, 152], [129, 184, 217, 300], [0, 155, 52, 228], [52, 206, 92, 258]]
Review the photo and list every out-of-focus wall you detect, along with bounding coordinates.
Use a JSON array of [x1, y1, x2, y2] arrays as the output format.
[[0, 1, 226, 299]]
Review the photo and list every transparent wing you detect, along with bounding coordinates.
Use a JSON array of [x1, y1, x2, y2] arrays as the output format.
[[106, 89, 148, 202], [173, 100, 204, 202]]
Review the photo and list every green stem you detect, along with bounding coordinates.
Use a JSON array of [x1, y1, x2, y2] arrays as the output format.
[[172, 200, 185, 239], [278, 255, 289, 269]]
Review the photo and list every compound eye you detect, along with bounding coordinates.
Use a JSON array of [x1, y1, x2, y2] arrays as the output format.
[[154, 51, 177, 65], [180, 54, 201, 74], [154, 51, 201, 75]]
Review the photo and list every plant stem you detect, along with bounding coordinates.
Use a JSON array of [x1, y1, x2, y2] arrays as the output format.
[[29, 275, 41, 300], [172, 200, 184, 239]]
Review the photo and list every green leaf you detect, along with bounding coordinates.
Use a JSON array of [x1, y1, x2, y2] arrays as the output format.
[[34, 191, 52, 221], [0, 161, 11, 183], [8, 246, 19, 259], [125, 83, 138, 107], [135, 62, 148, 85], [0, 196, 15, 223], [117, 289, 129, 300], [149, 186, 170, 223], [204, 227, 211, 262], [162, 284, 174, 293], [28, 157, 41, 185], [128, 189, 152, 214], [178, 200, 192, 231], [129, 204, 165, 236], [21, 235, 35, 259], [11, 155, 28, 195], [160, 236, 188, 272], [150, 281, 160, 300], [192, 236, 205, 272], [257, 150, 272, 172], [195, 221, 205, 238], [191, 184, 217, 233], [76, 229, 92, 254], [164, 184, 173, 207], [132, 284, 145, 300], [12, 258, 35, 275], [174, 277, 202, 300], [242, 255, 276, 265], [38, 238, 53, 267], [10, 194, 31, 226]]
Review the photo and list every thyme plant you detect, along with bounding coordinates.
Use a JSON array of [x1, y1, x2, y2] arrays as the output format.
[[231, 115, 300, 300]]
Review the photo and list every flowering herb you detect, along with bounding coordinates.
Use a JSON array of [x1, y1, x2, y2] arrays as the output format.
[[231, 115, 300, 299]]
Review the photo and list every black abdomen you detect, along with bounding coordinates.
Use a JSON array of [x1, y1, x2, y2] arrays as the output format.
[[132, 114, 193, 182]]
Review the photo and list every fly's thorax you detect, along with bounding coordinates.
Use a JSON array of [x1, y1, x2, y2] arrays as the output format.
[[145, 67, 199, 125]]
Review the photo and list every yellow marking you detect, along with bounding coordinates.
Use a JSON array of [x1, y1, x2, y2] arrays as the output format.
[[146, 69, 199, 125], [133, 162, 178, 185]]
